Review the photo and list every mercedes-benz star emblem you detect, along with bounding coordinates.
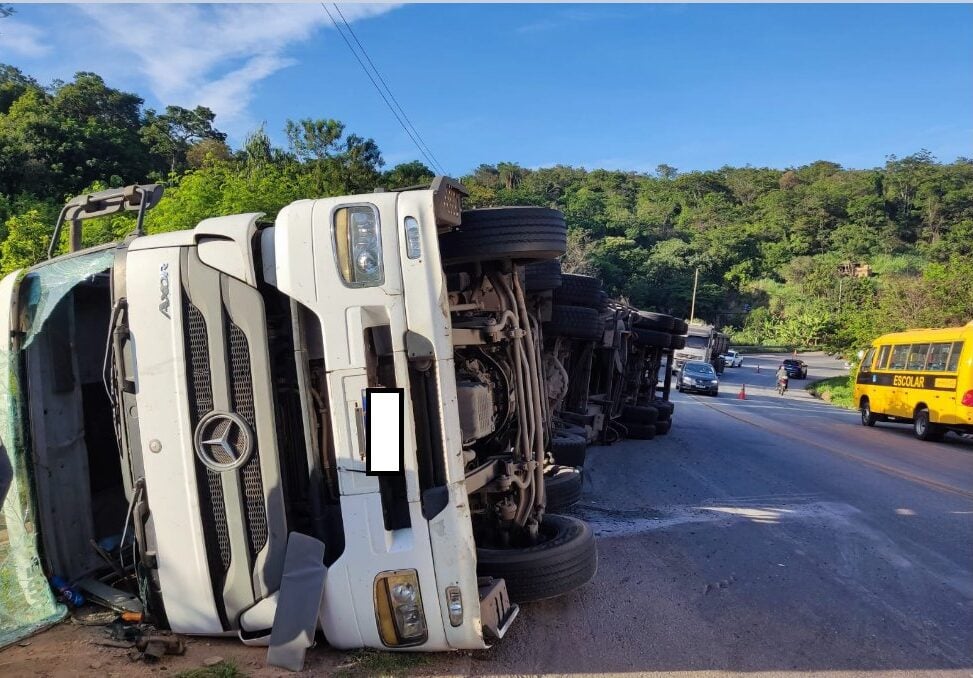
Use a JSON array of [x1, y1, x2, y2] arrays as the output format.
[[193, 411, 254, 472]]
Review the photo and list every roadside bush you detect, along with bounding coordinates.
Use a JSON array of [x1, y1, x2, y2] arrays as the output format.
[[806, 375, 855, 409]]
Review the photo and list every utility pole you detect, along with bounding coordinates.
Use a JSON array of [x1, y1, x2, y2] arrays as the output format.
[[689, 267, 699, 323]]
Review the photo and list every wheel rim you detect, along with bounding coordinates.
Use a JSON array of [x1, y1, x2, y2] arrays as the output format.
[[862, 403, 870, 424], [916, 412, 926, 435]]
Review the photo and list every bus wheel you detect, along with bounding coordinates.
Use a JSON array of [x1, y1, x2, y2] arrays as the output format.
[[913, 407, 944, 442], [476, 514, 597, 603], [860, 398, 878, 427]]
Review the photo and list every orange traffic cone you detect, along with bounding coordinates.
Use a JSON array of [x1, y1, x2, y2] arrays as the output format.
[[738, 384, 746, 400]]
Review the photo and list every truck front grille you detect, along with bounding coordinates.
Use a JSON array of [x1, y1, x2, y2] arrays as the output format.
[[184, 302, 231, 574], [228, 322, 268, 557]]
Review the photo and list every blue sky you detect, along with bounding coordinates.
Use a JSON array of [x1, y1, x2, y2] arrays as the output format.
[[2, 3, 971, 176]]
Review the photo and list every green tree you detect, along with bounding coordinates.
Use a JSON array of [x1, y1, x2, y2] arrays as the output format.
[[141, 105, 226, 175], [1, 209, 50, 274], [382, 161, 434, 189]]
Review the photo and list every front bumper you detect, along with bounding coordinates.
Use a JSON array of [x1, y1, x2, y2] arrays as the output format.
[[680, 382, 718, 394]]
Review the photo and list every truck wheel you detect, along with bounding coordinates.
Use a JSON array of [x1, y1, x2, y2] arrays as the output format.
[[545, 467, 583, 512], [670, 335, 686, 350], [913, 407, 944, 442], [655, 420, 672, 435], [476, 514, 597, 603], [550, 432, 587, 467], [633, 327, 670, 348], [673, 319, 689, 335], [621, 404, 659, 425], [545, 305, 603, 341], [524, 259, 562, 292], [440, 207, 567, 264], [556, 422, 587, 439], [634, 312, 676, 332], [554, 274, 603, 308], [653, 400, 674, 420], [597, 290, 609, 311]]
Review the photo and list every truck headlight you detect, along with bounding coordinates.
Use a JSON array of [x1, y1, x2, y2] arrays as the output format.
[[374, 570, 428, 646], [334, 205, 384, 287]]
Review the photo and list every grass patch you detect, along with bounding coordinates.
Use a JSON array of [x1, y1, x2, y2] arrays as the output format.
[[175, 661, 245, 678], [806, 375, 856, 409], [335, 649, 431, 677]]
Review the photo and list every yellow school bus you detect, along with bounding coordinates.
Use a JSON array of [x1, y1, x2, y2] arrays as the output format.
[[853, 321, 973, 441]]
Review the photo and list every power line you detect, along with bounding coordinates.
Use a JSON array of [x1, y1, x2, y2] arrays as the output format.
[[331, 4, 447, 176], [320, 3, 447, 175]]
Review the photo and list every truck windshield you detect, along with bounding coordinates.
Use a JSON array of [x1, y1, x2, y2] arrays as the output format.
[[686, 336, 709, 349]]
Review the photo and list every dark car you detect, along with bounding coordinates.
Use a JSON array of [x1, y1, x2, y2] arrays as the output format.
[[782, 358, 808, 379], [676, 360, 720, 395]]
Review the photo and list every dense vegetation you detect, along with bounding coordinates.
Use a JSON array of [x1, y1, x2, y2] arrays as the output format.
[[1, 64, 971, 356]]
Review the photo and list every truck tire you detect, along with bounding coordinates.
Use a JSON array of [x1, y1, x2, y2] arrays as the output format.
[[653, 399, 674, 421], [524, 260, 562, 292], [545, 305, 603, 341], [655, 419, 672, 435], [554, 274, 603, 308], [556, 422, 587, 439], [635, 312, 676, 332], [550, 432, 587, 467], [621, 404, 659, 425], [623, 422, 656, 440], [597, 290, 610, 311], [545, 467, 583, 512], [673, 319, 689, 335], [633, 327, 671, 348], [670, 335, 686, 350], [440, 207, 567, 264], [476, 514, 597, 603]]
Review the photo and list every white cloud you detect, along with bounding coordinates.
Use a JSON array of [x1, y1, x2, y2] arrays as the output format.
[[0, 19, 51, 58], [73, 3, 398, 129]]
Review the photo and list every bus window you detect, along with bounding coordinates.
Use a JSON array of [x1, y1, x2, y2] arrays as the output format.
[[905, 344, 929, 371], [860, 348, 875, 374], [926, 343, 952, 371], [946, 342, 964, 372], [889, 345, 910, 370], [875, 345, 890, 369]]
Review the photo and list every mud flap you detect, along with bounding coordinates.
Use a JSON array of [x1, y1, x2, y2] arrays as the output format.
[[478, 577, 519, 643], [266, 533, 327, 671]]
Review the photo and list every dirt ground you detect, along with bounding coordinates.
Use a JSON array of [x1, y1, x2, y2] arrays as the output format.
[[0, 617, 473, 678]]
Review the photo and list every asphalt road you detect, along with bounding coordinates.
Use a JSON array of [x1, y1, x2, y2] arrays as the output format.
[[4, 353, 970, 678], [453, 352, 973, 677]]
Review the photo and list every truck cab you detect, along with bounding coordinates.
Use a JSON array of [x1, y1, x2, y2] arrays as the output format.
[[0, 179, 596, 653]]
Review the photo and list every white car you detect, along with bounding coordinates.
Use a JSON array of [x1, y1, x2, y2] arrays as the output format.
[[722, 350, 744, 367]]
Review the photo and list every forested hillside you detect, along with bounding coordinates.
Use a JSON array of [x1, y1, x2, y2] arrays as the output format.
[[1, 65, 971, 355]]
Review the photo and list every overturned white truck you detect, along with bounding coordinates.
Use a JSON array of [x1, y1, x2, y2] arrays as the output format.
[[0, 179, 597, 653]]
